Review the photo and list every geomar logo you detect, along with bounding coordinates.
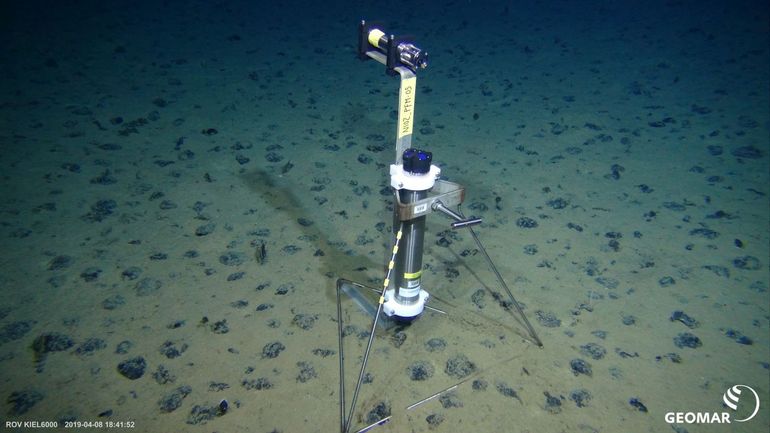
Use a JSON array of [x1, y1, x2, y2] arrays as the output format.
[[723, 384, 760, 423]]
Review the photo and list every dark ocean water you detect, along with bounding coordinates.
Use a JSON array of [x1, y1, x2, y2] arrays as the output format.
[[1, 1, 768, 432]]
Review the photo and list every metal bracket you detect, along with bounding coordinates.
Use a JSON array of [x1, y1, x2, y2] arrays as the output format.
[[394, 179, 465, 221]]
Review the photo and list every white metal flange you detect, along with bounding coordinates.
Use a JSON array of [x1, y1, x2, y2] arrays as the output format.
[[390, 164, 441, 191], [381, 288, 430, 319]]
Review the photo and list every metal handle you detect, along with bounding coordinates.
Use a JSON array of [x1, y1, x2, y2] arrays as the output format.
[[432, 201, 482, 228]]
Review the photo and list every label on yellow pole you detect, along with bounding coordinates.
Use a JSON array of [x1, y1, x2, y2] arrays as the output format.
[[397, 76, 416, 140]]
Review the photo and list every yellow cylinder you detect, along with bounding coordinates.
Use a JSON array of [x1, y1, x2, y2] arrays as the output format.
[[368, 28, 385, 49]]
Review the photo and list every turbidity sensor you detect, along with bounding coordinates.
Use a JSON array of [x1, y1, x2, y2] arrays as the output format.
[[336, 20, 543, 433]]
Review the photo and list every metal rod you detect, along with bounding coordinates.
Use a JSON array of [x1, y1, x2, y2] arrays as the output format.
[[355, 416, 392, 433], [466, 222, 543, 347], [344, 301, 384, 433], [432, 200, 464, 221], [451, 218, 482, 229], [344, 223, 405, 433], [406, 384, 459, 410], [433, 200, 482, 229], [336, 280, 346, 433], [424, 304, 446, 315]]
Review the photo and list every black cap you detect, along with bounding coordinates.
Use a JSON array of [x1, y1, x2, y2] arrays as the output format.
[[403, 148, 432, 174]]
